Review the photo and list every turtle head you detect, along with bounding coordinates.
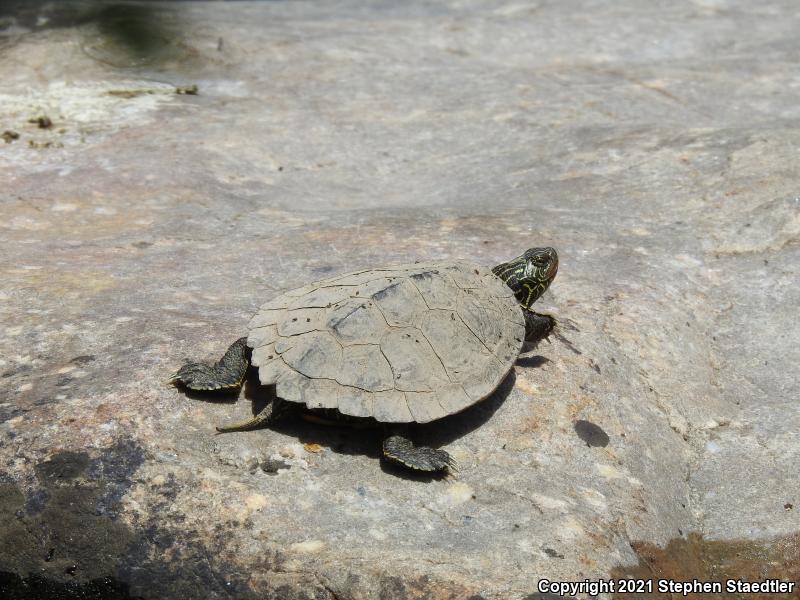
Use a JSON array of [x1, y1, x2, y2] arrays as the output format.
[[492, 247, 558, 309]]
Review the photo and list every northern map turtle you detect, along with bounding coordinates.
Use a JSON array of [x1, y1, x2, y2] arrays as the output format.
[[171, 247, 559, 473]]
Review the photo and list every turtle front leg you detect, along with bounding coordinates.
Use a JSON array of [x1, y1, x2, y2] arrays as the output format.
[[382, 435, 457, 473], [523, 309, 556, 344], [170, 337, 249, 391]]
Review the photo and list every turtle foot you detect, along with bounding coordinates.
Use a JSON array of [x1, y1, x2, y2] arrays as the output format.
[[523, 310, 556, 344], [382, 435, 457, 473], [170, 337, 248, 391]]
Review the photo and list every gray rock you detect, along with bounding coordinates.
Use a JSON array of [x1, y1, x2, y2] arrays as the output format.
[[1, 0, 798, 598]]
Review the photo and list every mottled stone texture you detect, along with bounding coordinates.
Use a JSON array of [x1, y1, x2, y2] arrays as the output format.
[[0, 1, 798, 598]]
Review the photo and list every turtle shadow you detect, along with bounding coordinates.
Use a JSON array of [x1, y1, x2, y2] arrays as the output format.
[[263, 371, 517, 453], [377, 459, 450, 482], [271, 415, 383, 462], [173, 383, 240, 404], [412, 370, 517, 450], [213, 365, 523, 477], [259, 415, 452, 483], [238, 375, 384, 461], [516, 355, 550, 369], [241, 368, 273, 411]]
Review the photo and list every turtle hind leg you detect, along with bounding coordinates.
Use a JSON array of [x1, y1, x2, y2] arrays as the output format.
[[382, 435, 457, 473], [170, 337, 249, 391], [216, 398, 297, 433]]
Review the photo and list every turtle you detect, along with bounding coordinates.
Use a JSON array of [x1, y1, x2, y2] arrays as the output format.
[[171, 247, 559, 473]]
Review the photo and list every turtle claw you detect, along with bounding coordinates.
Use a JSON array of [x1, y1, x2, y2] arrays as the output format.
[[445, 454, 459, 472], [167, 369, 186, 384]]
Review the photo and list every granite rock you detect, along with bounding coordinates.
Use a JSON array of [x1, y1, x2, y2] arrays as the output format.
[[1, 1, 798, 598]]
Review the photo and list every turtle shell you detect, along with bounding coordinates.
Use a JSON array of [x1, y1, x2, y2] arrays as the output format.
[[247, 261, 525, 423]]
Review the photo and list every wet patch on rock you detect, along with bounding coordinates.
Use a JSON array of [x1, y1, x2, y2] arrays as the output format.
[[0, 571, 141, 600], [611, 532, 800, 599], [35, 450, 91, 483], [86, 438, 146, 518], [0, 439, 262, 599], [0, 453, 140, 589]]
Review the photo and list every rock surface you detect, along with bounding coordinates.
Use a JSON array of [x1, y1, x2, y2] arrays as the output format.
[[1, 1, 798, 598]]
